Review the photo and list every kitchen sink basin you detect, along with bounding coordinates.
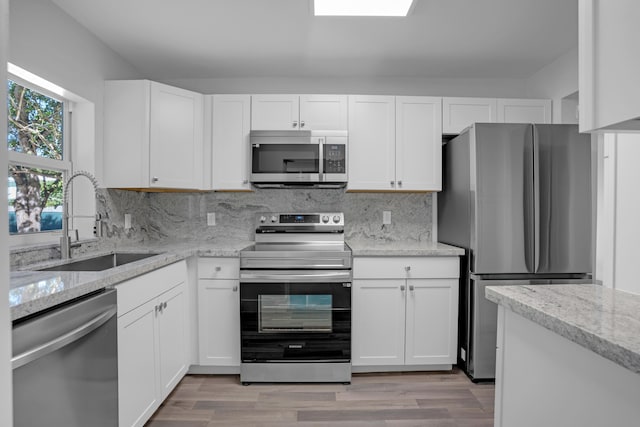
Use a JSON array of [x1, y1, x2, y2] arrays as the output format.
[[38, 252, 161, 272]]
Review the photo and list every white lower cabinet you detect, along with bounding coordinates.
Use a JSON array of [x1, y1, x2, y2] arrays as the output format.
[[197, 257, 240, 369], [352, 256, 459, 370], [117, 261, 188, 427]]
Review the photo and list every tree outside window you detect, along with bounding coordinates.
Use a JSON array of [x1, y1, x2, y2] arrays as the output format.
[[7, 79, 68, 234]]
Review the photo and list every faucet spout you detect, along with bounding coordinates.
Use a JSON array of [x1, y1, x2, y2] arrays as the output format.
[[61, 170, 101, 259]]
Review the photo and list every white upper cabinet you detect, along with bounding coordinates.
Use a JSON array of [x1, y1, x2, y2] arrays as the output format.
[[299, 95, 348, 130], [348, 95, 396, 190], [497, 98, 552, 124], [210, 95, 251, 191], [443, 97, 497, 134], [103, 80, 204, 189], [251, 94, 347, 130], [349, 95, 442, 191], [396, 96, 442, 191], [579, 0, 640, 132], [443, 97, 552, 134]]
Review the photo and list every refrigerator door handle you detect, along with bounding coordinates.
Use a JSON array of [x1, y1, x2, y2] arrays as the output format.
[[532, 124, 541, 273], [523, 125, 536, 273]]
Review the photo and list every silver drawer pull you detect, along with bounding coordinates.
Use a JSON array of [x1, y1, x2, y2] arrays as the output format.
[[232, 286, 238, 292], [400, 285, 406, 291], [409, 284, 415, 291]]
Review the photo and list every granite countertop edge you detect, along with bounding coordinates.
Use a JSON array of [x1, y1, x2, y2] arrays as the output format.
[[485, 284, 640, 375], [347, 240, 464, 256], [10, 240, 253, 321]]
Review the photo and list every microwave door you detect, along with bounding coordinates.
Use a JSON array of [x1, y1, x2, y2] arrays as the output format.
[[251, 141, 320, 182]]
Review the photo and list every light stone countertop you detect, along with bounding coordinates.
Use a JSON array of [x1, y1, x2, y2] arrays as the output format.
[[485, 284, 640, 375], [10, 240, 253, 321], [347, 240, 464, 256]]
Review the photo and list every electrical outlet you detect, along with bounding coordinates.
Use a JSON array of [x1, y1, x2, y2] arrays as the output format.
[[383, 210, 391, 225], [207, 212, 216, 226], [124, 213, 132, 230]]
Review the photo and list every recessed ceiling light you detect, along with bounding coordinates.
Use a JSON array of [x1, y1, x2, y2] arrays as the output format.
[[314, 0, 415, 17]]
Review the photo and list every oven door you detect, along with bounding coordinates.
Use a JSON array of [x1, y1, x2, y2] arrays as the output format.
[[240, 273, 351, 363]]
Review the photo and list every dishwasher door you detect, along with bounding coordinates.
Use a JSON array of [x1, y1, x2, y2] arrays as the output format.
[[12, 288, 118, 427]]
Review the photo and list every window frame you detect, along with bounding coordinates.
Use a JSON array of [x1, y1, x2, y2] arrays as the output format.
[[7, 72, 72, 246]]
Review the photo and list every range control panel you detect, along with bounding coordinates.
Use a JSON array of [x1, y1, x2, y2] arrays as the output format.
[[256, 212, 344, 227]]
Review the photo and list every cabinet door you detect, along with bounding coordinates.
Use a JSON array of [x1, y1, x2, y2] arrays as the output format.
[[497, 99, 552, 124], [300, 95, 348, 130], [352, 279, 406, 366], [443, 97, 497, 134], [251, 95, 300, 130], [149, 82, 204, 189], [579, 0, 640, 132], [118, 299, 160, 427], [211, 95, 251, 190], [405, 279, 458, 365], [198, 279, 240, 366], [156, 283, 188, 400], [347, 96, 396, 190], [396, 96, 442, 191]]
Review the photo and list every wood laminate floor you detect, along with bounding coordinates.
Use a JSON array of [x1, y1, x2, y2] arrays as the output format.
[[145, 369, 495, 427]]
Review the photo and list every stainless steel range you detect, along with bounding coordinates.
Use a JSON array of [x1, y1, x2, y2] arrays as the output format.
[[239, 212, 352, 384]]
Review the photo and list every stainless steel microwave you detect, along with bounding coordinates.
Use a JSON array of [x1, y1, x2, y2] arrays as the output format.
[[250, 130, 348, 188]]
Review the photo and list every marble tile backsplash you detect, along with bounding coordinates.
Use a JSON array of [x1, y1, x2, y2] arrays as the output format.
[[10, 188, 434, 267], [99, 188, 434, 244]]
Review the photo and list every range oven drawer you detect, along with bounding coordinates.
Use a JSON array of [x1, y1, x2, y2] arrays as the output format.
[[240, 281, 351, 363]]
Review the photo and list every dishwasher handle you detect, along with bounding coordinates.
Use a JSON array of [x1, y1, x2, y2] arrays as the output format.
[[12, 305, 117, 370]]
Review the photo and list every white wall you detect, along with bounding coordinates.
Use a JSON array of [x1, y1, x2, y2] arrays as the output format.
[[525, 47, 578, 123], [162, 76, 531, 98], [9, 0, 141, 182], [597, 133, 640, 295], [1, 0, 12, 424]]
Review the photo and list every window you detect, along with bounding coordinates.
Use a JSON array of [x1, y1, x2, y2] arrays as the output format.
[[7, 76, 71, 236]]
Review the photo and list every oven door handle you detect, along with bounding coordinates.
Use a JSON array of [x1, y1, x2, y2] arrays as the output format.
[[240, 270, 352, 283]]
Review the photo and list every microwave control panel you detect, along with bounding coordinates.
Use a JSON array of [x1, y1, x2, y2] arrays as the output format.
[[324, 144, 346, 173]]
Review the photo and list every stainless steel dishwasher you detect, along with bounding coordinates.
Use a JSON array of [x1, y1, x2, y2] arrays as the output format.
[[12, 288, 118, 427]]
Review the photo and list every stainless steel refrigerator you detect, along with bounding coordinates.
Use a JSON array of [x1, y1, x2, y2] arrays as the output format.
[[438, 123, 593, 381]]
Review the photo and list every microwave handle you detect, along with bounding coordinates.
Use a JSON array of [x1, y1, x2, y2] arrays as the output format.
[[318, 136, 325, 181]]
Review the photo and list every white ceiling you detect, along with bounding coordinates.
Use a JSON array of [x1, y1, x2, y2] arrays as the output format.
[[51, 0, 578, 80]]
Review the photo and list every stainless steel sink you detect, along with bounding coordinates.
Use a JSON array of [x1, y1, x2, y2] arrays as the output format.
[[38, 252, 161, 272]]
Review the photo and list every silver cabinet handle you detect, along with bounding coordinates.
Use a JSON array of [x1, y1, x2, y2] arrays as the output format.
[[398, 181, 403, 187], [409, 284, 415, 291], [405, 266, 411, 272], [292, 121, 298, 128], [163, 302, 167, 309], [152, 177, 159, 183], [390, 181, 395, 187], [158, 303, 163, 313], [300, 121, 305, 128], [400, 285, 406, 291], [215, 266, 222, 272], [232, 285, 238, 292], [242, 179, 249, 185], [12, 306, 116, 369]]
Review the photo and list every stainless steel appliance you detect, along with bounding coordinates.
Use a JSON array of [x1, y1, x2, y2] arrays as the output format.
[[240, 212, 352, 383], [438, 123, 593, 381], [12, 288, 118, 427], [250, 130, 348, 188]]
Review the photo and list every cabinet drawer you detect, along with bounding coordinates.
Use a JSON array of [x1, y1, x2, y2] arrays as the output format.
[[116, 261, 187, 316], [198, 257, 239, 279], [354, 257, 459, 279]]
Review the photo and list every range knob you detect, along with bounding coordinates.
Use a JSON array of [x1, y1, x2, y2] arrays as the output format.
[[333, 215, 341, 223], [270, 215, 278, 223], [259, 215, 267, 223], [321, 215, 330, 223]]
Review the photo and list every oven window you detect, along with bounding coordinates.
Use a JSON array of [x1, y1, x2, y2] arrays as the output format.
[[258, 294, 332, 332], [252, 144, 319, 174]]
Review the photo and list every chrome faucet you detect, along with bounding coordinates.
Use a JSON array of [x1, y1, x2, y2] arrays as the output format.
[[60, 170, 101, 259]]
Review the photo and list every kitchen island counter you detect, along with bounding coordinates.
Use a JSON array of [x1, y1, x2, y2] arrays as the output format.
[[486, 284, 640, 427]]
